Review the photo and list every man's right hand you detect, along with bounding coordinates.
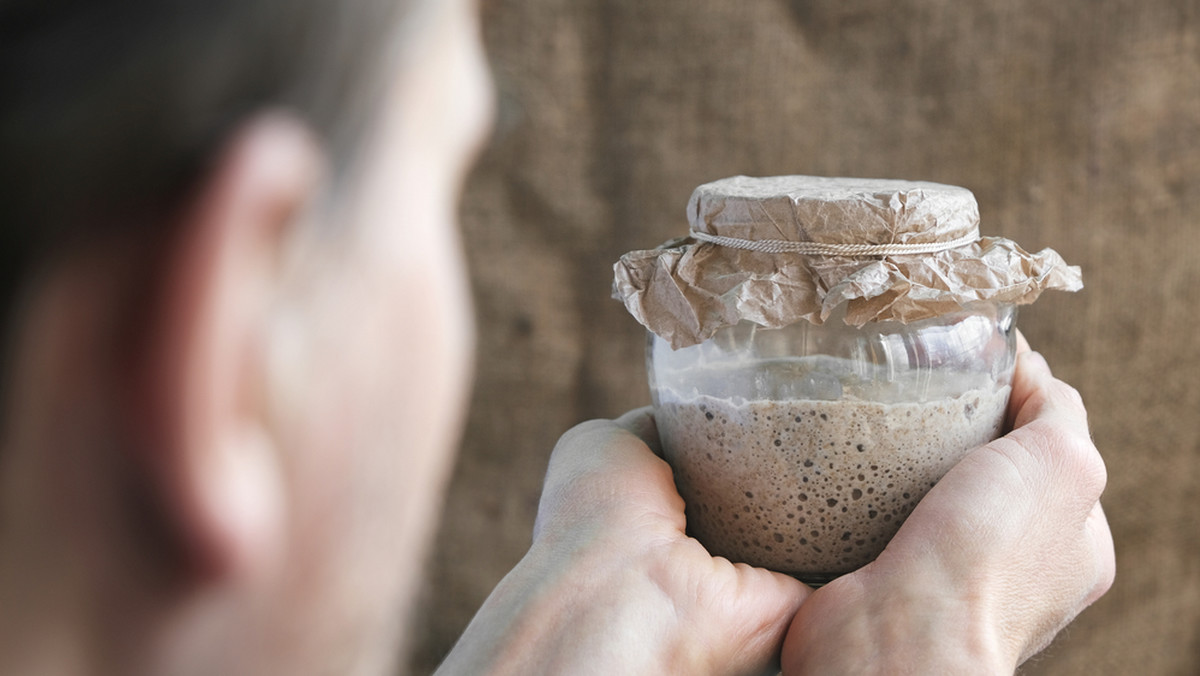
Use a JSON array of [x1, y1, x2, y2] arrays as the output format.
[[781, 347, 1115, 675]]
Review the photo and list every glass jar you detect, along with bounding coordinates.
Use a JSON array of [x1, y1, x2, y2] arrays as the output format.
[[648, 302, 1017, 585], [614, 174, 1082, 585]]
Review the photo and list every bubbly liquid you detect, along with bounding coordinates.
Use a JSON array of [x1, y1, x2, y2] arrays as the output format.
[[656, 384, 1009, 582]]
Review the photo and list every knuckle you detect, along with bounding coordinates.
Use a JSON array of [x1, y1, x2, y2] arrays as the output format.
[[1019, 418, 1073, 453], [642, 451, 676, 485], [1050, 379, 1088, 417], [1062, 431, 1107, 498], [1080, 449, 1108, 497], [553, 419, 609, 451], [1094, 555, 1116, 599], [1016, 419, 1107, 498], [1085, 542, 1116, 607], [546, 417, 667, 503], [549, 419, 623, 475], [544, 421, 613, 496]]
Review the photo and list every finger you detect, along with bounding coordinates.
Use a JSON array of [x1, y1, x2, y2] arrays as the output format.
[[723, 564, 813, 675], [996, 351, 1105, 510], [1008, 351, 1089, 435], [1003, 331, 1032, 431], [535, 417, 683, 540], [1005, 349, 1046, 431], [1083, 501, 1116, 607], [1015, 328, 1031, 355], [613, 406, 662, 456], [546, 416, 664, 489]]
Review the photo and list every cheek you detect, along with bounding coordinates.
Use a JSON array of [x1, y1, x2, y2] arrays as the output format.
[[339, 214, 474, 617], [265, 202, 473, 626], [263, 0, 484, 633], [321, 213, 472, 532]]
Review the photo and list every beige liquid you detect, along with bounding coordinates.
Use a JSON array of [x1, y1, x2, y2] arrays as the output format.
[[656, 384, 1009, 582]]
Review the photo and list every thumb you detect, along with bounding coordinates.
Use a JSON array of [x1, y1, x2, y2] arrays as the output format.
[[613, 406, 663, 456], [533, 415, 684, 543]]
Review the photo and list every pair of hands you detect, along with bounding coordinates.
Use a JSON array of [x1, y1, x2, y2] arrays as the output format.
[[437, 347, 1114, 675]]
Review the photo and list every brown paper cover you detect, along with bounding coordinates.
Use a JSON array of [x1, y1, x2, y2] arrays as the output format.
[[613, 176, 1082, 349]]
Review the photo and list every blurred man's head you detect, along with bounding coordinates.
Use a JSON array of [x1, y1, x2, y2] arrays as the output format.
[[0, 1, 489, 674]]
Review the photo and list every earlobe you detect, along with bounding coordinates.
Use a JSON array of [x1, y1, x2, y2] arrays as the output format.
[[131, 113, 324, 582]]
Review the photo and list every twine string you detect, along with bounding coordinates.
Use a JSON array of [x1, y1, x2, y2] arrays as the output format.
[[689, 229, 980, 257]]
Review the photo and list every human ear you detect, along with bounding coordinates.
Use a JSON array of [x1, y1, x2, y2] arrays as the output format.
[[132, 113, 323, 582]]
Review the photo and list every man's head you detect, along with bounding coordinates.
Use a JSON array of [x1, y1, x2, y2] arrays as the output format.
[[0, 1, 490, 674]]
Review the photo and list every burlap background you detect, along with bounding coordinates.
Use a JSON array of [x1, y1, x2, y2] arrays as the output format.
[[410, 1, 1200, 673]]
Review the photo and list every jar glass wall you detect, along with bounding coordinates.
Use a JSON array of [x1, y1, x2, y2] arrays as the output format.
[[648, 302, 1017, 585]]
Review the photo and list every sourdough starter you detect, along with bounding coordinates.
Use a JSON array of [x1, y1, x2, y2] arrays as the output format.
[[656, 383, 1009, 582]]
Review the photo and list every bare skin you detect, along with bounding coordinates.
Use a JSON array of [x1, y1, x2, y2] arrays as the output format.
[[0, 2, 489, 674], [438, 342, 1113, 675], [0, 0, 1112, 672], [781, 348, 1113, 674]]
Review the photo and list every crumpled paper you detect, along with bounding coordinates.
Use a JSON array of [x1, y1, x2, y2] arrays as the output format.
[[613, 176, 1082, 349]]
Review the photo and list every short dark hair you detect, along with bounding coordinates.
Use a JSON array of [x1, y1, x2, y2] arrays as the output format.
[[0, 0, 420, 351]]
